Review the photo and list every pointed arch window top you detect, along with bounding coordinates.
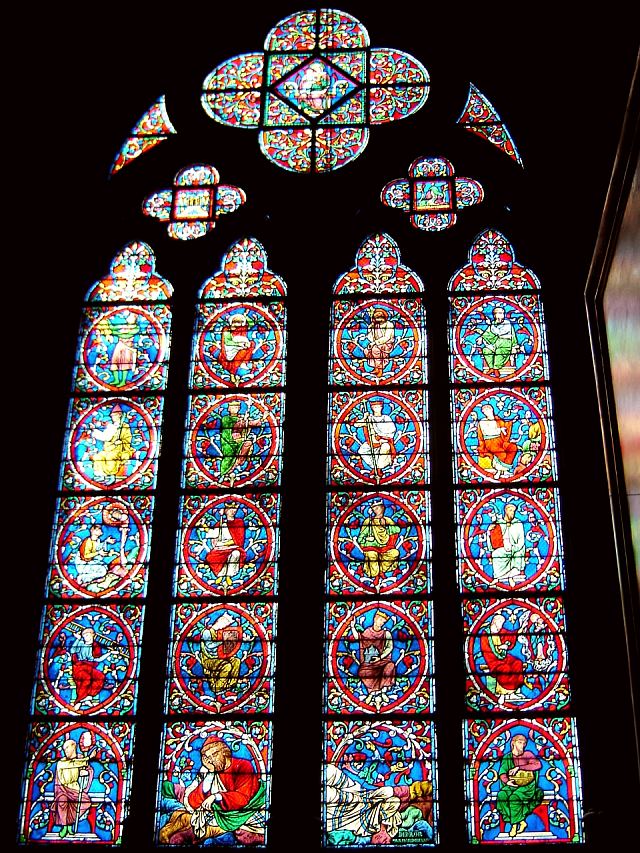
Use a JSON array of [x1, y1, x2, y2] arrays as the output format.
[[110, 95, 177, 176], [199, 237, 287, 299], [201, 9, 429, 173], [84, 242, 173, 302], [333, 233, 424, 294], [458, 84, 523, 167], [449, 229, 540, 292]]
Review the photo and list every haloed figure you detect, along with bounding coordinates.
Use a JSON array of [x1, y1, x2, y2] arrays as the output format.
[[218, 313, 255, 383], [355, 500, 401, 582], [476, 404, 518, 478], [198, 613, 243, 693], [202, 502, 248, 587], [213, 400, 261, 483], [159, 737, 265, 844], [351, 610, 396, 706], [479, 306, 520, 377], [364, 308, 395, 378], [91, 404, 134, 482], [487, 503, 526, 586], [354, 400, 396, 477], [496, 734, 544, 837]]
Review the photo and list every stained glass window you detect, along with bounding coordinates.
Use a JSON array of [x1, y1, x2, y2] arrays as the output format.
[[110, 95, 177, 176], [463, 718, 582, 842], [457, 85, 523, 166], [449, 229, 583, 843], [382, 156, 484, 231], [143, 165, 247, 240], [201, 9, 429, 172], [322, 233, 437, 846], [18, 242, 173, 843], [155, 237, 286, 846], [16, 7, 640, 851]]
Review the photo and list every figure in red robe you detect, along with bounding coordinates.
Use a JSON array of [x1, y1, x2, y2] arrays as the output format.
[[476, 404, 518, 477], [217, 314, 255, 383], [203, 503, 247, 588], [351, 611, 396, 705], [69, 627, 108, 707], [159, 736, 266, 845], [479, 613, 526, 704]]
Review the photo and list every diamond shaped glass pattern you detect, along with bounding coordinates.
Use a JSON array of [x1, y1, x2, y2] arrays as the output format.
[[274, 58, 359, 118]]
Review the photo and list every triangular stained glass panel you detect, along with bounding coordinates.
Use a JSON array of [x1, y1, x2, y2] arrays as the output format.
[[319, 92, 366, 125], [266, 53, 313, 86], [264, 92, 308, 127], [465, 123, 523, 166]]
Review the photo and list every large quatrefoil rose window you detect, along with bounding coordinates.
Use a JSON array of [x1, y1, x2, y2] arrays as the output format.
[[201, 8, 430, 173]]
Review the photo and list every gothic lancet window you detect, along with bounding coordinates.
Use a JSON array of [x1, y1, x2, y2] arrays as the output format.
[[449, 230, 582, 842], [18, 243, 173, 844], [156, 238, 287, 846], [323, 233, 437, 846]]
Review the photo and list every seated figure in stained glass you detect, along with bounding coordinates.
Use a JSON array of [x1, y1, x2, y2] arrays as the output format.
[[464, 717, 582, 843], [91, 404, 133, 479], [480, 612, 528, 704], [464, 597, 568, 713], [187, 394, 282, 489], [199, 613, 243, 693], [332, 298, 425, 386], [488, 502, 526, 586], [65, 397, 161, 492], [364, 306, 396, 377], [168, 601, 273, 714], [327, 600, 432, 714], [457, 488, 563, 592], [355, 398, 396, 474], [450, 294, 547, 384], [496, 734, 544, 838], [77, 304, 170, 392], [52, 733, 98, 839], [37, 605, 140, 716], [159, 733, 266, 845], [215, 398, 262, 481], [331, 391, 426, 486], [328, 491, 429, 596], [49, 496, 150, 599], [178, 493, 278, 596], [218, 312, 261, 383], [476, 404, 518, 475], [454, 387, 554, 484], [478, 305, 519, 375], [356, 498, 401, 581], [194, 301, 284, 389], [200, 501, 247, 587]]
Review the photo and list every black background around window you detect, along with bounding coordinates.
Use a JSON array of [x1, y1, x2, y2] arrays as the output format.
[[9, 3, 639, 850]]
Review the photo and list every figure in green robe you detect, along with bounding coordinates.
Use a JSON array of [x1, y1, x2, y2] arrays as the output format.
[[479, 306, 519, 376], [495, 733, 544, 837], [209, 400, 261, 484]]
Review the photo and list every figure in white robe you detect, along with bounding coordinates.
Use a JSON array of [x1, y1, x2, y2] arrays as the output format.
[[488, 503, 526, 586], [353, 401, 396, 476], [324, 763, 402, 840]]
